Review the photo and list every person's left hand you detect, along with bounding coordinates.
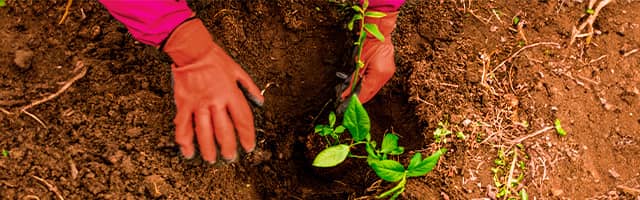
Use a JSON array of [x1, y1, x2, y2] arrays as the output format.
[[340, 11, 399, 104]]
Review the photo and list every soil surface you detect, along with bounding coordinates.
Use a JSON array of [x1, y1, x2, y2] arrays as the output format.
[[1, 0, 639, 199]]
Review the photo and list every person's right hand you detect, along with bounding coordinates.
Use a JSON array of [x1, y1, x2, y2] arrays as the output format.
[[163, 18, 264, 163]]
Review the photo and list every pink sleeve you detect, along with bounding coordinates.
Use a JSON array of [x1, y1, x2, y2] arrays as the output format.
[[99, 0, 193, 46], [363, 0, 405, 12]]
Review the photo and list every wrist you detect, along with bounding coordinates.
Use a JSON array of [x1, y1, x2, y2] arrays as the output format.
[[162, 18, 215, 67]]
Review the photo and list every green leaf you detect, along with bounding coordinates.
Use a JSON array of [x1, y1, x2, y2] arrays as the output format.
[[362, 0, 369, 10], [342, 95, 370, 141], [329, 112, 336, 128], [381, 134, 399, 154], [370, 160, 405, 182], [364, 23, 385, 42], [348, 14, 363, 31], [1, 150, 8, 157], [407, 153, 422, 170], [366, 142, 379, 159], [334, 125, 346, 134], [389, 146, 404, 155], [352, 5, 363, 13], [365, 11, 386, 18], [0, 0, 5, 7], [406, 148, 446, 177], [315, 125, 332, 136], [312, 144, 350, 167], [586, 8, 595, 15], [554, 119, 567, 136], [519, 188, 529, 200], [512, 16, 520, 25]]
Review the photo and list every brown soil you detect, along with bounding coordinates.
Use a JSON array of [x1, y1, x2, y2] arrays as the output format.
[[1, 0, 639, 199]]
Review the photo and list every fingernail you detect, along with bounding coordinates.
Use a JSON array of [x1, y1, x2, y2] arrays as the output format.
[[180, 147, 195, 159], [223, 154, 238, 163], [207, 160, 217, 165]]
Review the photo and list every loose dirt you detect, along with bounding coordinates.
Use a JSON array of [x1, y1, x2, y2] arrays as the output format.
[[1, 0, 639, 199]]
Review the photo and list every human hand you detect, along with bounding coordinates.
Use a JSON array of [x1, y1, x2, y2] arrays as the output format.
[[163, 19, 264, 163], [340, 11, 399, 104]]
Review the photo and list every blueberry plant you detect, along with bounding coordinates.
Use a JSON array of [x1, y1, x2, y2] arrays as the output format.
[[312, 3, 445, 199]]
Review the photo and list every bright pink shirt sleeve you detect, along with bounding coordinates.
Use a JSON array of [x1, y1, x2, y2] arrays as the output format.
[[99, 0, 192, 46], [365, 0, 406, 12]]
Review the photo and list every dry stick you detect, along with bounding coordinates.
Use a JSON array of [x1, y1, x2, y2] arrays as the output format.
[[0, 107, 12, 115], [623, 48, 638, 57], [32, 176, 64, 200], [569, 0, 613, 45], [490, 42, 561, 75], [23, 110, 47, 128], [509, 126, 554, 144], [616, 185, 640, 196], [504, 151, 519, 200], [20, 64, 87, 113], [58, 0, 73, 24]]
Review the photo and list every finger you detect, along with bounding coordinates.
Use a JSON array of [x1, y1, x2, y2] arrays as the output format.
[[228, 92, 256, 153], [174, 108, 195, 159], [357, 62, 396, 103], [195, 108, 217, 163], [235, 68, 264, 106], [212, 106, 238, 161]]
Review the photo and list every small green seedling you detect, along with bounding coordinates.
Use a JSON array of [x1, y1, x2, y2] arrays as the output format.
[[554, 119, 567, 136], [456, 131, 466, 140], [492, 147, 529, 199], [0, 0, 5, 7], [313, 1, 445, 199], [2, 149, 8, 157], [586, 8, 595, 15], [512, 16, 521, 26], [312, 96, 446, 199], [433, 121, 452, 143], [315, 112, 346, 145]]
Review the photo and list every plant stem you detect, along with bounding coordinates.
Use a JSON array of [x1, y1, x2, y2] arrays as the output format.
[[349, 154, 368, 159], [351, 6, 368, 93], [351, 141, 367, 146]]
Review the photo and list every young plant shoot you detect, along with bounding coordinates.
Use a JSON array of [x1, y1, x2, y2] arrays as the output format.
[[312, 96, 446, 199], [312, 1, 446, 199]]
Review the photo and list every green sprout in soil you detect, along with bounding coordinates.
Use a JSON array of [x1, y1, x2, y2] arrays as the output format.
[[554, 118, 567, 136], [433, 121, 452, 143], [315, 112, 346, 145], [0, 0, 5, 7], [491, 146, 529, 199], [2, 149, 8, 157], [586, 8, 595, 15], [312, 1, 446, 199], [313, 96, 446, 199]]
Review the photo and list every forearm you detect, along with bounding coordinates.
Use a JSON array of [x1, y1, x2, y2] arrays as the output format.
[[99, 0, 193, 46], [365, 0, 405, 12]]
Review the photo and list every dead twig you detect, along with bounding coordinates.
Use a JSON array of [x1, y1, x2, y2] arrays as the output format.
[[31, 176, 64, 200], [58, 0, 73, 24], [616, 185, 640, 196], [569, 0, 614, 45], [20, 62, 86, 113], [509, 126, 554, 144], [623, 49, 638, 57], [22, 110, 47, 128], [22, 195, 41, 200], [491, 42, 561, 75], [504, 151, 519, 200]]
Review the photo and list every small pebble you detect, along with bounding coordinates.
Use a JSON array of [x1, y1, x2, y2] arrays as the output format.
[[14, 49, 34, 69]]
